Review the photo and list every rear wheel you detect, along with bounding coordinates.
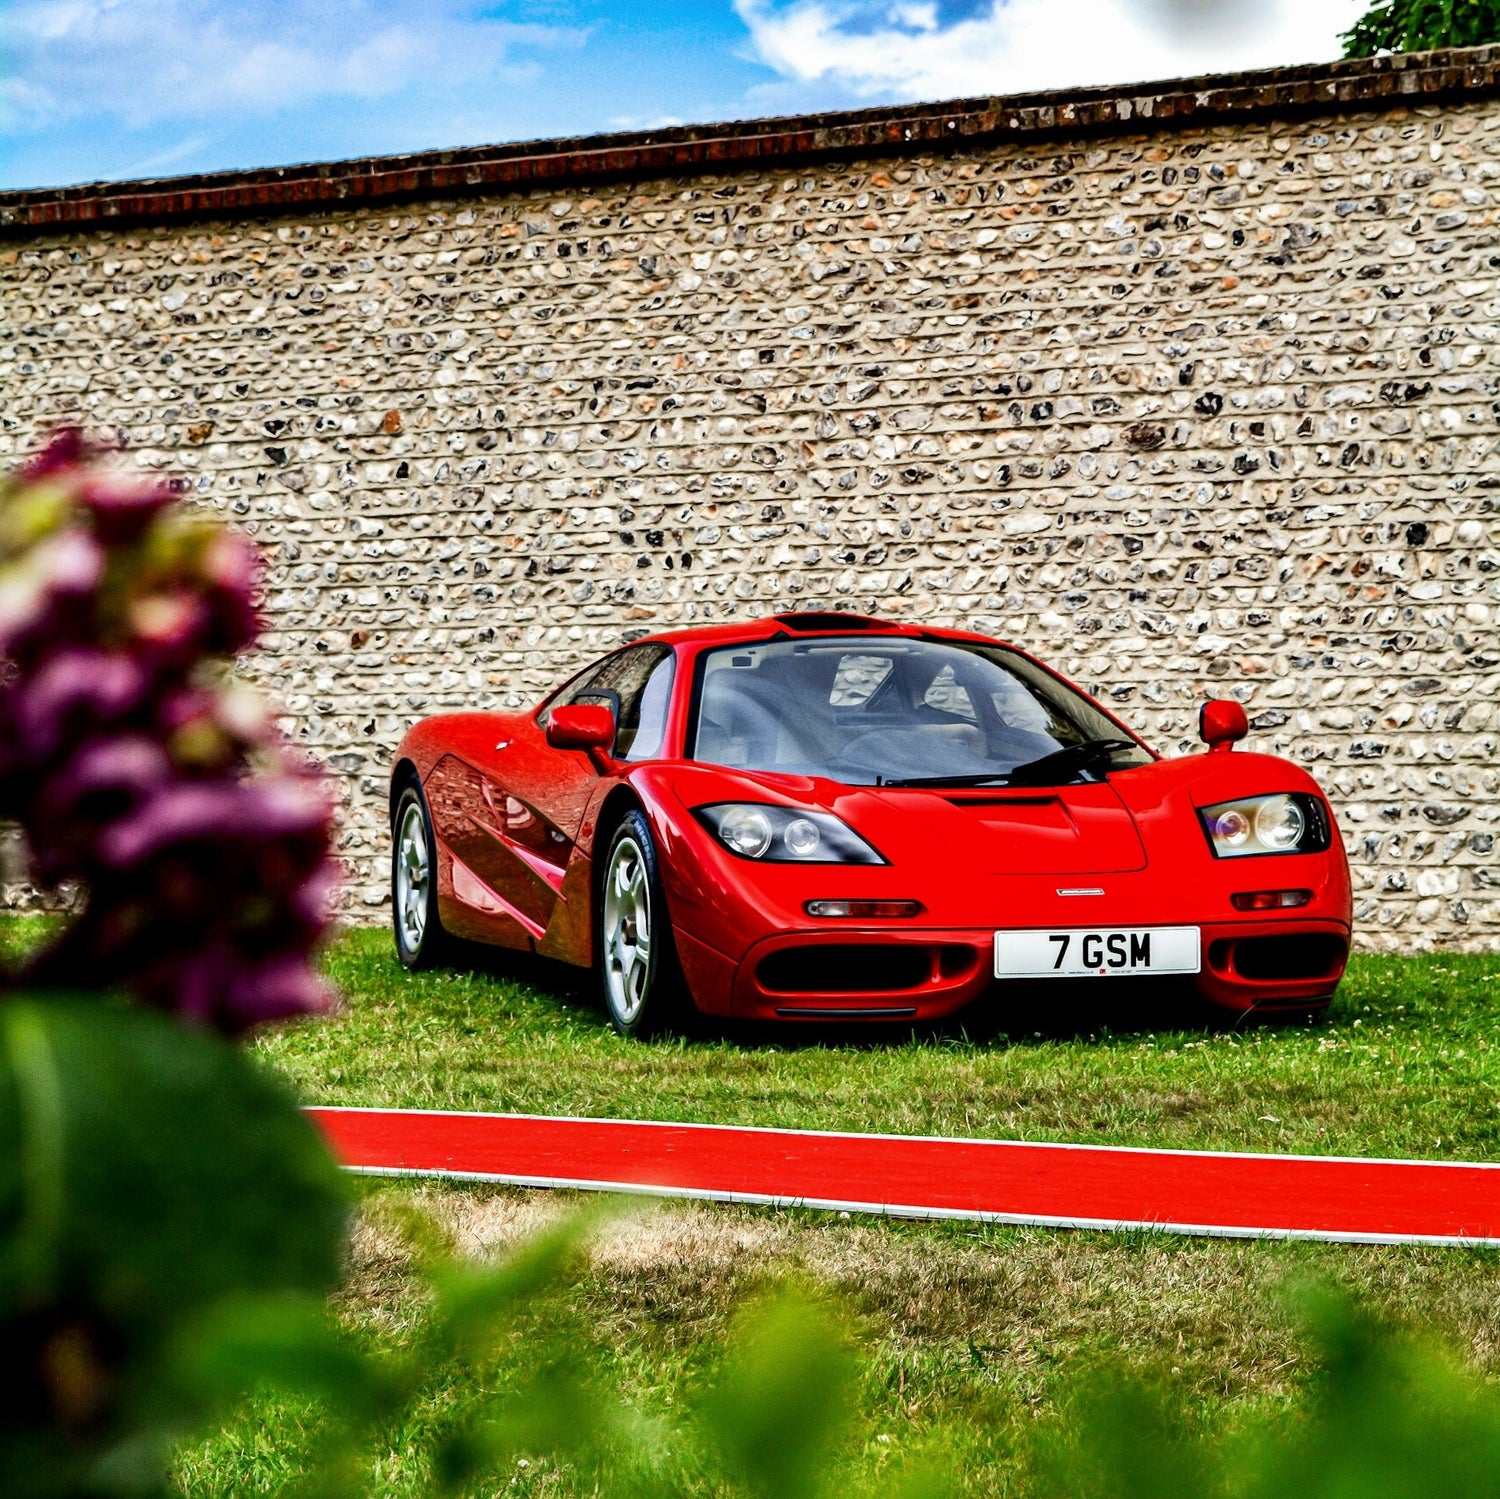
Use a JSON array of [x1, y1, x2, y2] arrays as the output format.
[[598, 811, 683, 1037], [392, 781, 448, 969]]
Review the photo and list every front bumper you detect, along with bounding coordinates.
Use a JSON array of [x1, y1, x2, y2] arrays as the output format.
[[675, 917, 1350, 1022]]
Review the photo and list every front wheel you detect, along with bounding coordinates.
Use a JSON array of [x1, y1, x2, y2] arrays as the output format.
[[392, 782, 448, 969], [598, 811, 684, 1037]]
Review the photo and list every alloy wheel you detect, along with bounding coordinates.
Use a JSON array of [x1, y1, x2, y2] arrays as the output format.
[[602, 833, 653, 1025], [395, 800, 430, 955]]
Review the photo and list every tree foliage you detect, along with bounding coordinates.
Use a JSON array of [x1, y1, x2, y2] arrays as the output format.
[[1342, 0, 1500, 56]]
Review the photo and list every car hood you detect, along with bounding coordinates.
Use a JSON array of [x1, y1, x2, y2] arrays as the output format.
[[659, 765, 1147, 875]]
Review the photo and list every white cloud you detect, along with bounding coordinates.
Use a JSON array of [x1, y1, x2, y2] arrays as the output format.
[[606, 111, 687, 131], [1, 0, 586, 130], [121, 130, 218, 177], [734, 0, 1367, 102]]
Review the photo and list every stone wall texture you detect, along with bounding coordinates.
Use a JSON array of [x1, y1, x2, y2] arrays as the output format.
[[3, 54, 1498, 949]]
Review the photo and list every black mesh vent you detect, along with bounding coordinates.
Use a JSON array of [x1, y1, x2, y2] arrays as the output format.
[[1233, 934, 1347, 981], [758, 944, 931, 993], [772, 612, 886, 632]]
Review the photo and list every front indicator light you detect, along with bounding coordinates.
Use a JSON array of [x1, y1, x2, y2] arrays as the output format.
[[1198, 793, 1330, 859], [805, 899, 923, 918], [1231, 889, 1313, 911]]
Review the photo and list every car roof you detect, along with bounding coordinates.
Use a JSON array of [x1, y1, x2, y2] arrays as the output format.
[[632, 612, 1012, 652]]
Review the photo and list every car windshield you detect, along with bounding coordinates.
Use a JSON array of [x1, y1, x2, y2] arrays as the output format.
[[690, 636, 1153, 787]]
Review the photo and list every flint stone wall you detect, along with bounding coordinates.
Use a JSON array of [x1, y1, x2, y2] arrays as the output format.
[[2, 54, 1498, 948]]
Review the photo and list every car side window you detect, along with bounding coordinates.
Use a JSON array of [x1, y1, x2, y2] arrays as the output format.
[[541, 655, 610, 722], [623, 651, 675, 761], [567, 644, 674, 760], [829, 653, 893, 707], [921, 663, 977, 721]]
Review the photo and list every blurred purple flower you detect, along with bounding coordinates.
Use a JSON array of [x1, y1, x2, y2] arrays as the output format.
[[127, 591, 213, 671], [199, 531, 262, 653], [77, 475, 176, 547], [0, 531, 106, 659], [98, 777, 329, 871], [0, 429, 339, 1034], [31, 735, 172, 882], [22, 427, 86, 478], [226, 955, 335, 1030], [14, 649, 151, 761]]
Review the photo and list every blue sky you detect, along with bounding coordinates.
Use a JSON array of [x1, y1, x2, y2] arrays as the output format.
[[0, 0, 1365, 192]]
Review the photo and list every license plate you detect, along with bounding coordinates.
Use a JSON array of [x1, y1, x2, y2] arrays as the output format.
[[993, 926, 1200, 979]]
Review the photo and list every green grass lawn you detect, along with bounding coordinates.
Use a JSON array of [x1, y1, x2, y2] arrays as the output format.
[[7, 914, 1500, 1495], [215, 926, 1500, 1494], [258, 926, 1500, 1163]]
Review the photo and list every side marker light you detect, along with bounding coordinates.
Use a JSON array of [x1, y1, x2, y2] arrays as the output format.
[[805, 900, 924, 919]]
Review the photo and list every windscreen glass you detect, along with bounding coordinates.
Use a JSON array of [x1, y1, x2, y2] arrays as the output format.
[[690, 636, 1152, 787]]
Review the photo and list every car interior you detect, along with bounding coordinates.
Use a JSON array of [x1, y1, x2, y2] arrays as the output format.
[[693, 639, 1077, 784]]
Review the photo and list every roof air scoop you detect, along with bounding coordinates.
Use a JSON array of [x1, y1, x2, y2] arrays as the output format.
[[772, 611, 887, 632]]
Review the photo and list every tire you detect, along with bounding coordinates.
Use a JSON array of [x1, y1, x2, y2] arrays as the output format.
[[392, 780, 449, 970], [597, 810, 685, 1038]]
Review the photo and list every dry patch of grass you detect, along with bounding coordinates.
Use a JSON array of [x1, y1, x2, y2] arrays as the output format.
[[176, 1181, 1500, 1494], [345, 1185, 1500, 1416]]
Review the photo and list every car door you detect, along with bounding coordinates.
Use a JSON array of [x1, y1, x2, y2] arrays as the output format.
[[482, 644, 676, 939]]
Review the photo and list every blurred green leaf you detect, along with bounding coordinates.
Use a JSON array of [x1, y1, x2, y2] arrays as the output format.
[[433, 1352, 606, 1492], [1241, 1290, 1500, 1499], [1034, 1374, 1219, 1499], [1037, 1287, 1500, 1499], [881, 1463, 955, 1499], [0, 996, 348, 1497], [700, 1290, 859, 1499], [171, 1294, 391, 1418], [427, 1212, 590, 1361]]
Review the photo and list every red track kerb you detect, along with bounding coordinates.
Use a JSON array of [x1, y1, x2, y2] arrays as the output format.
[[309, 1108, 1500, 1246]]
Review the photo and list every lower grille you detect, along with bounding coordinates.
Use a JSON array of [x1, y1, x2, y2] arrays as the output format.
[[1230, 933, 1347, 982], [758, 944, 930, 994]]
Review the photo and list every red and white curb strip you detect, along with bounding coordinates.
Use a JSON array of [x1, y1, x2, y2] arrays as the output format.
[[307, 1107, 1500, 1248]]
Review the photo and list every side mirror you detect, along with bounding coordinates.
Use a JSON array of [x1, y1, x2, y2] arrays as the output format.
[[545, 703, 615, 752], [1199, 699, 1249, 753]]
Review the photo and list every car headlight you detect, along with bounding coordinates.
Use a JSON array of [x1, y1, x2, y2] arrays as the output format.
[[1198, 793, 1331, 859], [694, 803, 886, 864]]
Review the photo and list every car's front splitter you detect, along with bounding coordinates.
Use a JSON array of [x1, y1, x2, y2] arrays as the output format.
[[696, 918, 1352, 1022]]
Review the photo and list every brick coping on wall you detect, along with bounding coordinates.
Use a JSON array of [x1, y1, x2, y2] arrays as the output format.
[[4, 44, 1500, 235]]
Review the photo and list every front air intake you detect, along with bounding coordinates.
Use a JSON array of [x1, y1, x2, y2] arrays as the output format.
[[1231, 934, 1347, 982], [758, 944, 930, 993]]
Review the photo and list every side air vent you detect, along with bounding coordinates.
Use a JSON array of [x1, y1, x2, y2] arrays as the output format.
[[757, 943, 975, 993]]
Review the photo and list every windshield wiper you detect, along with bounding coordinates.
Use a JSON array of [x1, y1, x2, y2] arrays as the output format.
[[872, 738, 1141, 790], [1005, 738, 1140, 788], [875, 771, 1014, 788]]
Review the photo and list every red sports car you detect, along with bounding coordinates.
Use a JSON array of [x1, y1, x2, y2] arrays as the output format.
[[390, 613, 1352, 1035]]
